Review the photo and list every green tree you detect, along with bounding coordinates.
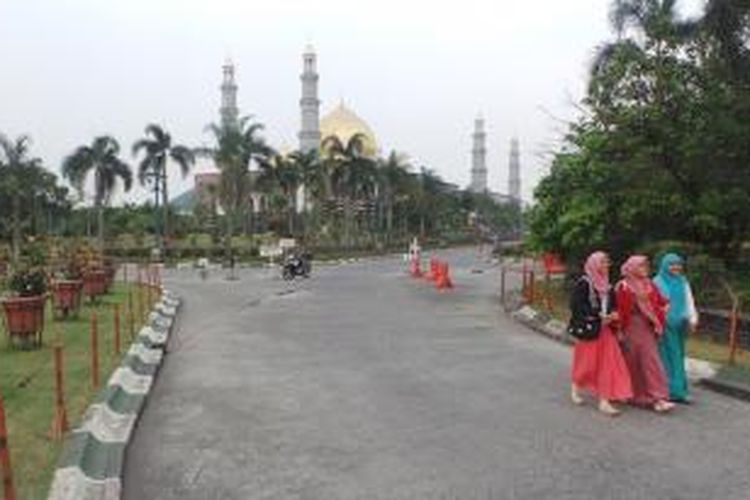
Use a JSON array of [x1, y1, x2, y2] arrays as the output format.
[[197, 116, 274, 259], [0, 134, 46, 262], [62, 136, 133, 249], [132, 124, 195, 250], [321, 133, 378, 247]]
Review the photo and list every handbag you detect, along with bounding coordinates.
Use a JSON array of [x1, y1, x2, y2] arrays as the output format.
[[567, 277, 604, 341], [567, 315, 602, 341]]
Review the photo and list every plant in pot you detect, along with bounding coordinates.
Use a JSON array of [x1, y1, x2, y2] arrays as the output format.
[[75, 244, 106, 302], [2, 266, 48, 349], [51, 260, 84, 319]]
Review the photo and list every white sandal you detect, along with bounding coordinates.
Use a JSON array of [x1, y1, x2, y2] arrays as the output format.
[[598, 400, 621, 416], [571, 386, 584, 405]]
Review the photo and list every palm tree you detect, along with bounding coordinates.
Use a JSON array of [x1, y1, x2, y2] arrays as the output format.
[[698, 0, 750, 83], [415, 167, 445, 238], [258, 153, 302, 237], [62, 136, 133, 249], [132, 124, 195, 251], [196, 116, 274, 259], [289, 149, 324, 239], [321, 133, 376, 247], [0, 134, 44, 263], [377, 151, 412, 244]]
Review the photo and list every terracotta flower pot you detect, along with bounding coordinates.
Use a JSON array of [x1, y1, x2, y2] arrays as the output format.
[[2, 295, 46, 348], [103, 263, 117, 293], [52, 280, 83, 318], [83, 270, 108, 302]]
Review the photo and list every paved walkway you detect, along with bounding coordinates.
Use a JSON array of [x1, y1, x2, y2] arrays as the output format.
[[123, 249, 750, 499]]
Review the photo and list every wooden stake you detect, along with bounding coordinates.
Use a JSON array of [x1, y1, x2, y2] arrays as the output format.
[[128, 289, 135, 340], [0, 394, 17, 500], [50, 344, 69, 440], [90, 312, 99, 390], [114, 303, 121, 356]]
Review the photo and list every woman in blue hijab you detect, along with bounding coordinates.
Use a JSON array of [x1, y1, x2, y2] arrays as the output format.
[[653, 253, 699, 402]]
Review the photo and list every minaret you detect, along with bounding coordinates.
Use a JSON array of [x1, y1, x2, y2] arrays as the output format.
[[470, 115, 487, 193], [220, 59, 239, 129], [509, 137, 521, 203], [299, 45, 321, 153]]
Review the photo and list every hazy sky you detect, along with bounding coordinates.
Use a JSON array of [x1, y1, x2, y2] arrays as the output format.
[[1, 0, 705, 205]]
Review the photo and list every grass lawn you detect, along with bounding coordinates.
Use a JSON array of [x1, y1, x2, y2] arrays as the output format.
[[0, 283, 154, 499]]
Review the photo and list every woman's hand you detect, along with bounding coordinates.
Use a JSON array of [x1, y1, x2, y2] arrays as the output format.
[[602, 312, 619, 325]]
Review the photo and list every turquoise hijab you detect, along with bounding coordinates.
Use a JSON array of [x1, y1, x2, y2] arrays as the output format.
[[653, 253, 689, 327]]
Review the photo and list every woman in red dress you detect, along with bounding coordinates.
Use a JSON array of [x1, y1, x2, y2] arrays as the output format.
[[570, 251, 633, 416], [615, 255, 675, 413]]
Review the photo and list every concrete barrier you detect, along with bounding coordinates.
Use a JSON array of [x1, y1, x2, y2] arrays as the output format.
[[47, 291, 181, 500]]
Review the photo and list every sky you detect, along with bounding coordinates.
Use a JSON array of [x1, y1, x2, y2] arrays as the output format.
[[0, 0, 706, 206]]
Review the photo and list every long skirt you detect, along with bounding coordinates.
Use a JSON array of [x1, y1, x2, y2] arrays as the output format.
[[572, 324, 633, 401], [622, 311, 669, 405], [659, 321, 689, 401]]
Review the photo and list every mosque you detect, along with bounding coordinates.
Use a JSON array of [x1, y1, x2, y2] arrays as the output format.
[[174, 46, 521, 214]]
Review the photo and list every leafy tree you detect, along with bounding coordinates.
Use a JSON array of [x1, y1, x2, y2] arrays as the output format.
[[62, 136, 133, 249], [197, 116, 274, 259], [132, 124, 195, 249], [530, 0, 750, 267], [0, 134, 67, 262]]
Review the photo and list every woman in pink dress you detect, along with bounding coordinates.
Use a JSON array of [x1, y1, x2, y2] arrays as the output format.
[[615, 255, 675, 413], [570, 252, 633, 416]]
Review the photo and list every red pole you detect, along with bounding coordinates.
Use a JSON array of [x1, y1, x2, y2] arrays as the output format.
[[50, 344, 69, 440], [0, 394, 17, 500], [114, 303, 121, 356], [91, 312, 99, 390], [729, 303, 739, 365], [529, 270, 536, 305]]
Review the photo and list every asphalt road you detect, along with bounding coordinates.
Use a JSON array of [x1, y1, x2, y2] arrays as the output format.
[[123, 249, 750, 500]]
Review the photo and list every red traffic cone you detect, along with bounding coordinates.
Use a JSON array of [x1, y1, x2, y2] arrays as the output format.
[[436, 261, 454, 290]]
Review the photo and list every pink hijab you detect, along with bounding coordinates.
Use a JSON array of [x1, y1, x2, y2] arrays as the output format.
[[621, 254, 661, 325], [584, 251, 610, 295], [620, 255, 651, 295]]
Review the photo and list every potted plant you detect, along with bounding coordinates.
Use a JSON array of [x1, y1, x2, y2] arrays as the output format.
[[102, 256, 117, 294], [50, 264, 83, 319], [1, 266, 48, 349]]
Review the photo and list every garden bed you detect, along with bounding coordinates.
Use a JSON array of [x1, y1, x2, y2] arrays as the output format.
[[0, 283, 152, 499]]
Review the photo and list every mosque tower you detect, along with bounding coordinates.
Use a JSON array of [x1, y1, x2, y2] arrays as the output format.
[[509, 137, 521, 204], [220, 59, 239, 129], [299, 45, 321, 153], [469, 115, 488, 193]]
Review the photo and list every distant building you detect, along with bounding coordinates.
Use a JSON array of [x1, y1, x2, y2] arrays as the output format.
[[174, 47, 380, 216], [469, 115, 488, 193]]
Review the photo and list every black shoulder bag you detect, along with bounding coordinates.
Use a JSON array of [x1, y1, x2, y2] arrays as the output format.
[[567, 277, 603, 341]]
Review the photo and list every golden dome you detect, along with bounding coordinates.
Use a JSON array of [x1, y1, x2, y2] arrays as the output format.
[[320, 102, 378, 158]]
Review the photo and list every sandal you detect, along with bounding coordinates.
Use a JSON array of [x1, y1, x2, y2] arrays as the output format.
[[598, 400, 621, 417]]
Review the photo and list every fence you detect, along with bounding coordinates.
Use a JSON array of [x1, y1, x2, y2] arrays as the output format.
[[501, 255, 749, 368], [0, 261, 163, 499], [500, 255, 566, 313]]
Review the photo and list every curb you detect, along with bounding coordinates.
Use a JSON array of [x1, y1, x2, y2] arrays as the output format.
[[46, 290, 181, 500], [506, 299, 750, 401]]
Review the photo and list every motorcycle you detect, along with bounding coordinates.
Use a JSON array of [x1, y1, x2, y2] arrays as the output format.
[[282, 252, 312, 280]]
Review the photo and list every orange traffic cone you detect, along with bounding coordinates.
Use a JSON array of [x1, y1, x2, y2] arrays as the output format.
[[436, 261, 454, 290], [424, 258, 437, 281]]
